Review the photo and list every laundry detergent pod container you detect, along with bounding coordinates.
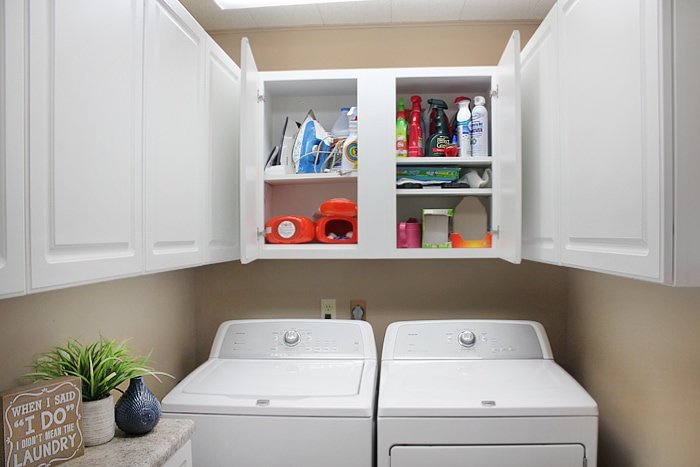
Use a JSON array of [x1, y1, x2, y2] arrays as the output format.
[[265, 216, 316, 244], [317, 216, 357, 244], [316, 198, 358, 243]]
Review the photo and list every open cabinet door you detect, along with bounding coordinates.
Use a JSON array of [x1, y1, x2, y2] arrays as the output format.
[[492, 31, 522, 264], [239, 38, 261, 264]]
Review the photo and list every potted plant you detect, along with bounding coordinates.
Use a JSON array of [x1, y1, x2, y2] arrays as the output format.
[[26, 336, 171, 446]]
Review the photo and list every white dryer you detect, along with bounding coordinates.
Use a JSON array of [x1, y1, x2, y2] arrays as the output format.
[[162, 319, 377, 467], [377, 320, 598, 467]]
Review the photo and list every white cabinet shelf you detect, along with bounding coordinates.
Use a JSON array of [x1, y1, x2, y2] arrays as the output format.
[[397, 189, 493, 197], [396, 157, 492, 167], [265, 172, 357, 185]]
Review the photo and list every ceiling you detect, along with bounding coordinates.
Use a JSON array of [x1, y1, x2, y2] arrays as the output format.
[[179, 0, 556, 33]]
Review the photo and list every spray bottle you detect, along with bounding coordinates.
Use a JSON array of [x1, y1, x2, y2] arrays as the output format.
[[471, 96, 489, 157], [407, 95, 423, 157], [396, 98, 408, 157], [425, 99, 451, 157], [342, 107, 358, 171], [455, 97, 472, 157]]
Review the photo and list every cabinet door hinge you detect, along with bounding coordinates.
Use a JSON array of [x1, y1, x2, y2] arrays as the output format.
[[490, 86, 499, 98], [257, 228, 266, 238], [257, 91, 265, 103], [491, 226, 500, 238]]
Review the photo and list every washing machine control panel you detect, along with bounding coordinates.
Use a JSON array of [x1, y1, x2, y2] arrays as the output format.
[[387, 320, 548, 360], [215, 320, 372, 359]]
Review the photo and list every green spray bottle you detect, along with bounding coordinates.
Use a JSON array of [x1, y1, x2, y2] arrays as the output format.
[[396, 98, 408, 157], [425, 99, 451, 156]]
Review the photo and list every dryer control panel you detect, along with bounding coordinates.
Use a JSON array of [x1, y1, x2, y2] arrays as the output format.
[[211, 319, 376, 360], [383, 320, 553, 360]]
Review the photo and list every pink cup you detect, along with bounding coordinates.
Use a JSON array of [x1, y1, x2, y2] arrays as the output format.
[[397, 221, 421, 248]]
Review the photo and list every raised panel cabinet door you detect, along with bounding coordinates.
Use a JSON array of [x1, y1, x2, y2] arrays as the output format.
[[204, 38, 240, 264], [521, 5, 560, 265], [144, 0, 205, 272], [28, 0, 144, 290], [238, 37, 261, 264], [492, 30, 522, 264], [558, 0, 662, 280], [0, 0, 26, 298]]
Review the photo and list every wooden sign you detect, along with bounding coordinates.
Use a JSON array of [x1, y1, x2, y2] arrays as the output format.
[[1, 376, 84, 467]]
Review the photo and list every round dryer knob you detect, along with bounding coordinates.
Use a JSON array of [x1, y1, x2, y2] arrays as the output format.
[[283, 330, 301, 347], [458, 330, 476, 348]]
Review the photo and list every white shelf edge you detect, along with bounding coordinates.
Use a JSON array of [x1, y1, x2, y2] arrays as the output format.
[[396, 188, 493, 197], [396, 157, 492, 166], [264, 171, 358, 185]]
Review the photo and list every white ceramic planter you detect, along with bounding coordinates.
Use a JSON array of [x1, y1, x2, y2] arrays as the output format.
[[82, 394, 115, 446]]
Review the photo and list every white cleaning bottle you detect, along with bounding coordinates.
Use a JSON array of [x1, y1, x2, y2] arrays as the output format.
[[330, 107, 350, 138], [456, 98, 472, 157], [471, 96, 489, 157], [342, 107, 358, 171]]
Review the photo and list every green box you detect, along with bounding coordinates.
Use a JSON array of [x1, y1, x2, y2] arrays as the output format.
[[422, 209, 453, 248]]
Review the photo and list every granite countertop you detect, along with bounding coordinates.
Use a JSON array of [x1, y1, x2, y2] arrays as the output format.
[[65, 418, 195, 467]]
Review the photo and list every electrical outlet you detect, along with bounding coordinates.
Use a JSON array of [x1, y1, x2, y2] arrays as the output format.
[[350, 299, 366, 320], [321, 299, 336, 319]]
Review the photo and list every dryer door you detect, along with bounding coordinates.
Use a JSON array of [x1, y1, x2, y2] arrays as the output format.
[[390, 444, 585, 466]]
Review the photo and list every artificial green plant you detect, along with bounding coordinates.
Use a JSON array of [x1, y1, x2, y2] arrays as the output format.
[[26, 336, 172, 402]]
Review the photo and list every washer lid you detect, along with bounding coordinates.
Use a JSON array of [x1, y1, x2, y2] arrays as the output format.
[[377, 360, 598, 417], [183, 359, 363, 397], [162, 358, 377, 417]]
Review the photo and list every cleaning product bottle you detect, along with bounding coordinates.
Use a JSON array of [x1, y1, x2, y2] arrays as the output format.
[[407, 95, 423, 157], [425, 99, 451, 157], [330, 107, 350, 138], [450, 96, 468, 139], [342, 107, 358, 171], [455, 97, 472, 157], [396, 98, 408, 157], [471, 96, 489, 157]]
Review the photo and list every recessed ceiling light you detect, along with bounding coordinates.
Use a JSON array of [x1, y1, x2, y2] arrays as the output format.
[[214, 0, 370, 9]]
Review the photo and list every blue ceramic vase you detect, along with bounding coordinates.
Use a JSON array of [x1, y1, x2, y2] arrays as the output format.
[[114, 376, 161, 435]]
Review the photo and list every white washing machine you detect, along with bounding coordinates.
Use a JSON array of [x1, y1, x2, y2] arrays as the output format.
[[377, 320, 598, 467], [162, 319, 377, 467]]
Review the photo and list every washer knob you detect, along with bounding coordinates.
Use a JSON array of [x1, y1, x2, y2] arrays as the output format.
[[458, 330, 476, 348], [283, 330, 301, 346]]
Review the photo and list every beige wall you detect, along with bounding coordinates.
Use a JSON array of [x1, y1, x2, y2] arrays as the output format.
[[0, 270, 197, 400], [568, 271, 700, 467], [194, 259, 570, 363], [211, 21, 539, 70]]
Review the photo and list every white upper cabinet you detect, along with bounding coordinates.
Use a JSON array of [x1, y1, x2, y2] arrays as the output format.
[[522, 0, 700, 285], [204, 37, 241, 264], [240, 34, 522, 263], [559, 0, 662, 280], [144, 0, 205, 272], [28, 0, 145, 291], [521, 6, 560, 265], [669, 0, 700, 286], [0, 0, 26, 298], [2, 0, 238, 298]]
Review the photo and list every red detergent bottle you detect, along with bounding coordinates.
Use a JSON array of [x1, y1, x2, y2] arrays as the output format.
[[407, 95, 423, 157]]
